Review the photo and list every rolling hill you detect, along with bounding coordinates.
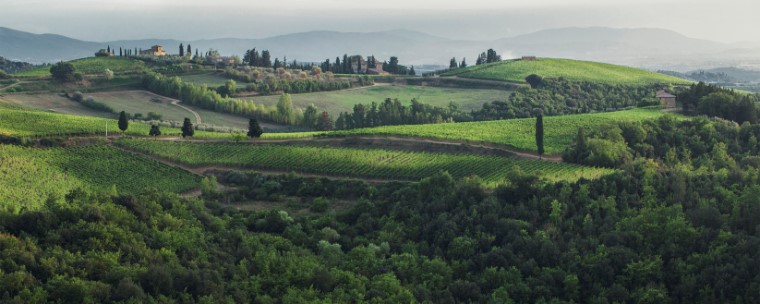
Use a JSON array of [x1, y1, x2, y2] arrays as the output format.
[[13, 56, 147, 77], [2, 26, 758, 70], [442, 58, 691, 85]]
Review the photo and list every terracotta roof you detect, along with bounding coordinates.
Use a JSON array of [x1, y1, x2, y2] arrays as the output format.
[[656, 90, 676, 98]]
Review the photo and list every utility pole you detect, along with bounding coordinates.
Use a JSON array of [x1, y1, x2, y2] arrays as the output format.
[[105, 122, 108, 138]]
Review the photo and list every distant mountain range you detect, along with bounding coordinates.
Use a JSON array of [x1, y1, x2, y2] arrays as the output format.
[[1, 26, 759, 71]]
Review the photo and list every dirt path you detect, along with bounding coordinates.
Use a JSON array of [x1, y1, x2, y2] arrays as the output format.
[[127, 90, 202, 124], [0, 81, 27, 92], [340, 82, 392, 92], [170, 100, 202, 124]]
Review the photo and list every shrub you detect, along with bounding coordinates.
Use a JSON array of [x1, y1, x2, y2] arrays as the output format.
[[310, 197, 331, 213]]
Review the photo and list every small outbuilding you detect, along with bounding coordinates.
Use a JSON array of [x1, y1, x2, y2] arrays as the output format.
[[656, 90, 677, 108], [521, 56, 537, 61]]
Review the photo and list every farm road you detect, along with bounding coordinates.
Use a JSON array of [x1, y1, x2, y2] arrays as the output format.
[[136, 90, 202, 124]]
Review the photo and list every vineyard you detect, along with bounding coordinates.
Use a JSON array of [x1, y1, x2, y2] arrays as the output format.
[[0, 145, 200, 211], [0, 108, 241, 139], [116, 139, 615, 185], [442, 58, 691, 85], [329, 107, 672, 154], [0, 145, 87, 212]]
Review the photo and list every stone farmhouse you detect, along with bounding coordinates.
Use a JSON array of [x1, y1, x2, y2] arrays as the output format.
[[656, 90, 677, 108]]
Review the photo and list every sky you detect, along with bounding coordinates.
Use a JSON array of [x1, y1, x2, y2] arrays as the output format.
[[2, 0, 758, 43]]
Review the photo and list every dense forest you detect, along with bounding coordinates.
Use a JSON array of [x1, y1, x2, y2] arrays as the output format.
[[472, 79, 661, 120], [2, 138, 760, 302], [676, 82, 759, 123], [0, 56, 34, 74], [334, 98, 463, 130]]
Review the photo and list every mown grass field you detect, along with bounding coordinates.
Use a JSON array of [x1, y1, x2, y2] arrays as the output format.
[[14, 57, 147, 77], [117, 138, 615, 185], [86, 90, 251, 130], [329, 107, 671, 154], [0, 93, 110, 117], [0, 145, 200, 212], [254, 84, 510, 116], [442, 58, 691, 85], [180, 73, 232, 87]]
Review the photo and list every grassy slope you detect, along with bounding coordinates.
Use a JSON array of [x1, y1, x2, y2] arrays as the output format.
[[0, 107, 317, 140], [118, 139, 614, 185], [330, 107, 671, 154], [0, 107, 226, 138], [0, 145, 199, 212], [14, 57, 146, 77], [180, 73, 232, 87], [254, 85, 510, 116], [443, 58, 691, 85], [85, 90, 250, 130]]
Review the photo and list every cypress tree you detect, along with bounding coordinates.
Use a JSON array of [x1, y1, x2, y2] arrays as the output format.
[[179, 43, 184, 57], [535, 111, 544, 158], [460, 58, 467, 68], [342, 54, 349, 74], [575, 128, 588, 162], [187, 44, 191, 56], [247, 118, 263, 138], [450, 57, 458, 69], [118, 111, 129, 134], [181, 118, 194, 138]]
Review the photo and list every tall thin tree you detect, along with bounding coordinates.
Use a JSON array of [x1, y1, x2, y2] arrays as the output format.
[[118, 111, 129, 134], [179, 43, 184, 57], [535, 111, 544, 158]]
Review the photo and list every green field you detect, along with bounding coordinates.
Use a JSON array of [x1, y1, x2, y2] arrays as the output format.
[[329, 107, 671, 154], [117, 138, 615, 185], [180, 73, 232, 87], [254, 84, 510, 116], [0, 108, 231, 139], [0, 145, 200, 212], [0, 93, 112, 117], [442, 58, 691, 85], [86, 90, 252, 130], [14, 57, 147, 77]]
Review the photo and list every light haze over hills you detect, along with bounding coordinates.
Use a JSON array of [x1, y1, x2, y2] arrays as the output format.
[[2, 26, 759, 72]]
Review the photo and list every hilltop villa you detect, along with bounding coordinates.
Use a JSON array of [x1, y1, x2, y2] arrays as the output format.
[[140, 45, 166, 57]]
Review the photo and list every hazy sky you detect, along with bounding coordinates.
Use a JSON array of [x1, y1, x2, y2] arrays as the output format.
[[2, 0, 758, 43]]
